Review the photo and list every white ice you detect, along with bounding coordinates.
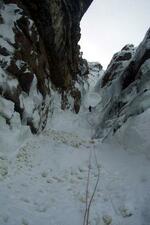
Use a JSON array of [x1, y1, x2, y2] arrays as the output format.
[[0, 67, 150, 225]]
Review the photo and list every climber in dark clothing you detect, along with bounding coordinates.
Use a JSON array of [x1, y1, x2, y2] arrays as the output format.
[[89, 105, 92, 112]]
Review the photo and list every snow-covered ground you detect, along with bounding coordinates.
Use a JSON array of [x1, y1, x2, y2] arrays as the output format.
[[0, 81, 150, 225]]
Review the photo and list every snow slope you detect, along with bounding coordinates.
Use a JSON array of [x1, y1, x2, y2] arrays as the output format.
[[0, 83, 150, 225]]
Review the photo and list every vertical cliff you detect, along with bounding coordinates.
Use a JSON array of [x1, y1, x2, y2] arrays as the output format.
[[0, 0, 93, 132], [95, 28, 150, 138], [22, 0, 93, 88]]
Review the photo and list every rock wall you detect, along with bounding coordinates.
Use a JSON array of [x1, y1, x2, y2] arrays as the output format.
[[22, 0, 93, 88], [0, 0, 93, 132], [95, 28, 150, 138]]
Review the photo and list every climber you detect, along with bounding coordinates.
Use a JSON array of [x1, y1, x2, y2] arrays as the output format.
[[88, 105, 92, 112]]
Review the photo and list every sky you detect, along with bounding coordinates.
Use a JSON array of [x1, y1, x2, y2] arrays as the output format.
[[79, 0, 150, 69]]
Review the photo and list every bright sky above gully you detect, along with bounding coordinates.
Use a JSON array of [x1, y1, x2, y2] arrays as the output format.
[[80, 0, 150, 68]]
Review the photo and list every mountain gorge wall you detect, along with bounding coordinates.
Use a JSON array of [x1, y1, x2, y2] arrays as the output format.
[[1, 0, 149, 138], [95, 28, 150, 138], [22, 0, 93, 88], [0, 0, 93, 132]]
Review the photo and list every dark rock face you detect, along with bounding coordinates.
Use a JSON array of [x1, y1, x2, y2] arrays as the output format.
[[21, 0, 93, 89], [101, 44, 135, 88], [95, 29, 150, 138], [0, 0, 93, 132], [0, 1, 51, 133]]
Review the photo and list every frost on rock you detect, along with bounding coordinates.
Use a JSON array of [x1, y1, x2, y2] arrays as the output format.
[[0, 1, 52, 133], [0, 96, 14, 120], [0, 4, 22, 44], [75, 61, 104, 111], [94, 28, 150, 139]]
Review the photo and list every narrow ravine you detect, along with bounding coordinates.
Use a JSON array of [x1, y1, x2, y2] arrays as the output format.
[[0, 94, 150, 225]]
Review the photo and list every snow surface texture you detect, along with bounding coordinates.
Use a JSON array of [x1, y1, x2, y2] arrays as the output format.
[[0, 66, 150, 225]]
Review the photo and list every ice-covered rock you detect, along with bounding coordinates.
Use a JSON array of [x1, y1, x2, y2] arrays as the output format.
[[0, 0, 93, 132], [75, 61, 103, 110], [95, 28, 150, 139], [0, 2, 51, 133]]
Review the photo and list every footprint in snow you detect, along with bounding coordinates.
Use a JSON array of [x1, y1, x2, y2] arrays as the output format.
[[52, 176, 64, 182], [20, 197, 30, 204], [2, 215, 9, 223], [34, 202, 48, 213], [41, 171, 48, 178], [22, 218, 29, 225]]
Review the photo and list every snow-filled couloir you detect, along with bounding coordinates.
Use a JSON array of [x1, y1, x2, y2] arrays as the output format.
[[0, 60, 150, 225]]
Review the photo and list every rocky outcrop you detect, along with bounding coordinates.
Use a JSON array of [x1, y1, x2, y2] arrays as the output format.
[[0, 0, 93, 132], [0, 1, 51, 133], [95, 28, 150, 138], [21, 0, 93, 89], [101, 44, 135, 88]]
